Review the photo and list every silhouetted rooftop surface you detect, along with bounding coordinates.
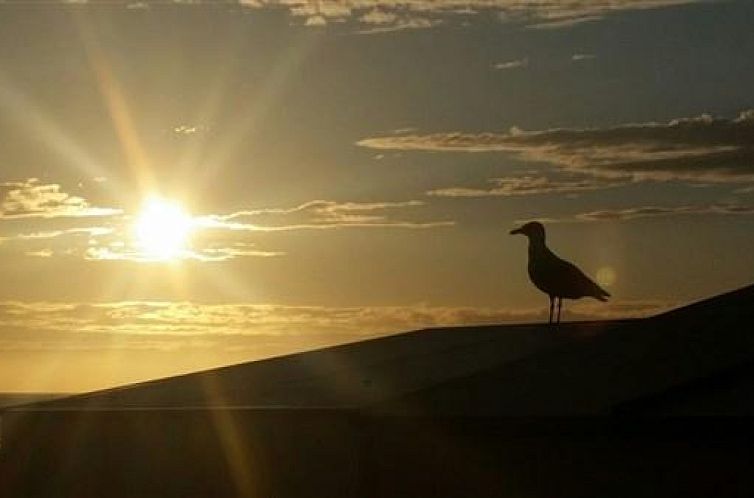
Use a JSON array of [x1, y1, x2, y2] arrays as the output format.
[[10, 284, 754, 416], [0, 394, 65, 408]]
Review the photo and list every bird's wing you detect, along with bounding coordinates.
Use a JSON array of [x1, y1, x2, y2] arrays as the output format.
[[549, 254, 610, 300]]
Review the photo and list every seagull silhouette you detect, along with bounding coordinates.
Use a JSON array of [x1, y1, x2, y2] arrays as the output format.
[[510, 221, 609, 324]]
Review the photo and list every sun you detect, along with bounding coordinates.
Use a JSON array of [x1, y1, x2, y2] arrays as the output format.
[[133, 197, 194, 260]]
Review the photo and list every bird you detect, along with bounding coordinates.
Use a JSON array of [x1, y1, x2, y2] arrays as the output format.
[[510, 221, 609, 324]]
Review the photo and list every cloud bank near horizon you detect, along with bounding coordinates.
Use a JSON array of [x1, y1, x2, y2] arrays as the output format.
[[0, 298, 671, 352]]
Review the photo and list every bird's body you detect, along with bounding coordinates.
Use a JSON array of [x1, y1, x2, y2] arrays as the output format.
[[511, 222, 609, 323], [527, 243, 609, 301]]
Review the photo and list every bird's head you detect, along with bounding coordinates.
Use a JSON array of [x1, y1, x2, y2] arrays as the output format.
[[510, 221, 546, 242]]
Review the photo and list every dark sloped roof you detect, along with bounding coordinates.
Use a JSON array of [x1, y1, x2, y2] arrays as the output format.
[[13, 321, 609, 410], [374, 284, 754, 415], [10, 284, 754, 416]]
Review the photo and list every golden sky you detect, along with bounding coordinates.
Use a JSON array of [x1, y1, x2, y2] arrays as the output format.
[[1, 0, 753, 392]]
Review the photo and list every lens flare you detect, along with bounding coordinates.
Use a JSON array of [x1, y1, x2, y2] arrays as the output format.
[[596, 266, 617, 287]]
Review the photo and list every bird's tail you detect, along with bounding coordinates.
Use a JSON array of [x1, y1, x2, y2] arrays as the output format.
[[593, 286, 610, 302]]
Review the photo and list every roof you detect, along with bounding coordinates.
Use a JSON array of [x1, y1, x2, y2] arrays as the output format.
[[9, 284, 754, 416]]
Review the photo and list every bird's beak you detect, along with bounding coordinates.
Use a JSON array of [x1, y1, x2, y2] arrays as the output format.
[[509, 227, 522, 235]]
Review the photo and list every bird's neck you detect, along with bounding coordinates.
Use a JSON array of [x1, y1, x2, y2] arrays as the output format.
[[527, 238, 548, 258]]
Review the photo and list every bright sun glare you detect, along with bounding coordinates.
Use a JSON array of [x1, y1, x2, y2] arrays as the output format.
[[133, 197, 194, 260]]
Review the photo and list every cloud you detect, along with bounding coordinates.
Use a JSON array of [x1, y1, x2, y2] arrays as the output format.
[[0, 194, 449, 262], [356, 8, 441, 32], [0, 298, 673, 351], [0, 179, 121, 220], [521, 202, 754, 223], [228, 0, 706, 31], [493, 58, 528, 70], [25, 249, 54, 258], [304, 14, 328, 26], [0, 228, 108, 259], [21, 0, 709, 32], [173, 125, 209, 135], [186, 243, 285, 261], [0, 210, 283, 262], [83, 242, 285, 262], [0, 227, 115, 260], [199, 199, 455, 231], [427, 174, 623, 197], [358, 110, 754, 184], [357, 15, 440, 34], [359, 8, 398, 25], [9, 227, 114, 241], [563, 203, 754, 222], [524, 15, 602, 29]]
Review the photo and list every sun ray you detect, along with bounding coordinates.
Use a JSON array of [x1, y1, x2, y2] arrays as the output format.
[[73, 11, 155, 193], [200, 32, 321, 186], [0, 74, 110, 187]]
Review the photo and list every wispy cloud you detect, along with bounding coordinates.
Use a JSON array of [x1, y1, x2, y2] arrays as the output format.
[[200, 199, 455, 231], [0, 0, 708, 34], [493, 58, 528, 70], [0, 179, 121, 220], [358, 110, 754, 185], [5, 223, 284, 263], [524, 15, 602, 30], [83, 242, 285, 262], [0, 194, 451, 262], [231, 0, 706, 31], [571, 53, 597, 61], [173, 124, 210, 135], [25, 249, 54, 258], [7, 227, 114, 241], [186, 243, 285, 261], [1, 227, 113, 259], [552, 203, 754, 222], [13, 0, 709, 32], [35, 0, 703, 32], [356, 8, 441, 33], [428, 174, 623, 197]]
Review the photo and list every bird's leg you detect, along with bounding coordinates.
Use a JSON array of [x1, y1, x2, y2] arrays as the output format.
[[557, 297, 562, 324], [548, 296, 554, 325]]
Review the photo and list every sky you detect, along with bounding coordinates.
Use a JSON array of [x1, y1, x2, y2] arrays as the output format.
[[1, 0, 753, 392]]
